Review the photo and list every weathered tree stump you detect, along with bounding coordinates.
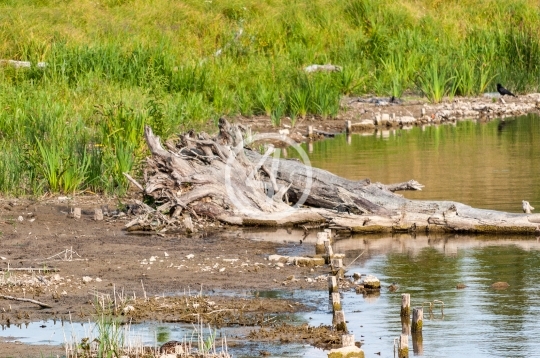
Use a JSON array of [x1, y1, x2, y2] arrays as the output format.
[[397, 334, 409, 358], [331, 292, 341, 312], [412, 307, 423, 333], [333, 310, 348, 332], [401, 294, 411, 317]]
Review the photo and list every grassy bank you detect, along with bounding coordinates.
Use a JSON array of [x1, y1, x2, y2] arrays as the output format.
[[1, 0, 540, 195]]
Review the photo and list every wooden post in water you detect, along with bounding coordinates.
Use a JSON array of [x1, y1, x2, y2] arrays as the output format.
[[412, 307, 423, 333], [421, 108, 426, 117], [345, 120, 352, 134], [331, 258, 344, 278], [331, 292, 341, 312], [328, 276, 338, 294], [308, 125, 314, 138], [401, 293, 411, 317], [324, 240, 334, 264], [401, 315, 411, 335], [333, 310, 348, 332], [315, 232, 328, 255], [398, 334, 409, 358], [412, 332, 424, 355], [342, 334, 355, 347], [308, 141, 313, 153], [324, 228, 332, 241]]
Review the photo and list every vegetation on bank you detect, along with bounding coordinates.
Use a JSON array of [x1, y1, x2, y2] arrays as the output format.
[[1, 0, 540, 195]]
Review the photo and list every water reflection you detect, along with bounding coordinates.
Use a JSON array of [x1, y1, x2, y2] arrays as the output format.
[[296, 114, 540, 212], [338, 234, 540, 358]]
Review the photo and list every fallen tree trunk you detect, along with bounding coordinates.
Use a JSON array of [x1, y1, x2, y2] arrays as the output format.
[[137, 120, 540, 234]]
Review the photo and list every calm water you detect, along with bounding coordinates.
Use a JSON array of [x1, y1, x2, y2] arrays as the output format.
[[298, 114, 540, 212], [2, 232, 540, 357]]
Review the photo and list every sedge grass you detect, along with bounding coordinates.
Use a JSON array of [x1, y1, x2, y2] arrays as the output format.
[[2, 0, 540, 195]]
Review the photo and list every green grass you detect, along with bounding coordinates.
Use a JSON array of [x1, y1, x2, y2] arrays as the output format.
[[2, 0, 540, 195]]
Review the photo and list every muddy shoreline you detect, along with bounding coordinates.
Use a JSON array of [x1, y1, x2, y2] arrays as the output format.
[[235, 94, 540, 143], [1, 94, 538, 356], [0, 197, 340, 357]]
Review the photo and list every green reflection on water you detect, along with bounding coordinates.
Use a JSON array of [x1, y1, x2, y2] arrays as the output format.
[[293, 114, 540, 212]]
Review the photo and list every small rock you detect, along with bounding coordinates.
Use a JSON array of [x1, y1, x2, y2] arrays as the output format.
[[456, 283, 467, 289], [123, 305, 135, 313], [286, 275, 295, 281], [149, 256, 157, 262], [219, 268, 226, 272], [164, 252, 169, 257], [95, 277, 102, 282], [93, 208, 103, 221], [276, 262, 284, 267], [82, 276, 92, 283], [353, 272, 362, 280], [491, 282, 510, 289], [17, 216, 23, 222], [186, 254, 195, 259]]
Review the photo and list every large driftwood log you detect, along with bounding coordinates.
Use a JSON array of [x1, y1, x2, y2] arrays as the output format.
[[139, 120, 540, 234]]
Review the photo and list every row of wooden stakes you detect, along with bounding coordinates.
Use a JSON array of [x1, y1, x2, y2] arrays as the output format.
[[317, 230, 365, 358], [318, 230, 432, 357]]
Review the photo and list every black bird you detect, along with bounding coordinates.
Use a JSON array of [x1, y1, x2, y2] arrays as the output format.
[[497, 83, 517, 97]]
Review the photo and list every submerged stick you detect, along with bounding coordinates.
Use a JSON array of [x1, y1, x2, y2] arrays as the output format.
[[0, 294, 52, 308]]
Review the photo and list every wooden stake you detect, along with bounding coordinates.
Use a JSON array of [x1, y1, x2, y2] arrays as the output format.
[[333, 310, 348, 332], [398, 334, 409, 358], [331, 258, 344, 278], [324, 228, 332, 240], [315, 232, 328, 255], [308, 126, 314, 138], [331, 292, 341, 312], [324, 239, 334, 264], [401, 315, 410, 335], [412, 307, 423, 333], [345, 120, 352, 134], [401, 293, 410, 317], [328, 276, 338, 294], [412, 332, 424, 355], [342, 334, 355, 347], [73, 208, 81, 219]]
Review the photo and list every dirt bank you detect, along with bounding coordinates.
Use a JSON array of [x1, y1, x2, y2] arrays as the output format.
[[0, 197, 334, 357]]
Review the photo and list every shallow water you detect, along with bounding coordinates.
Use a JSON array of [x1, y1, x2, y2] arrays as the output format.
[[2, 235, 540, 357], [296, 114, 540, 212]]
